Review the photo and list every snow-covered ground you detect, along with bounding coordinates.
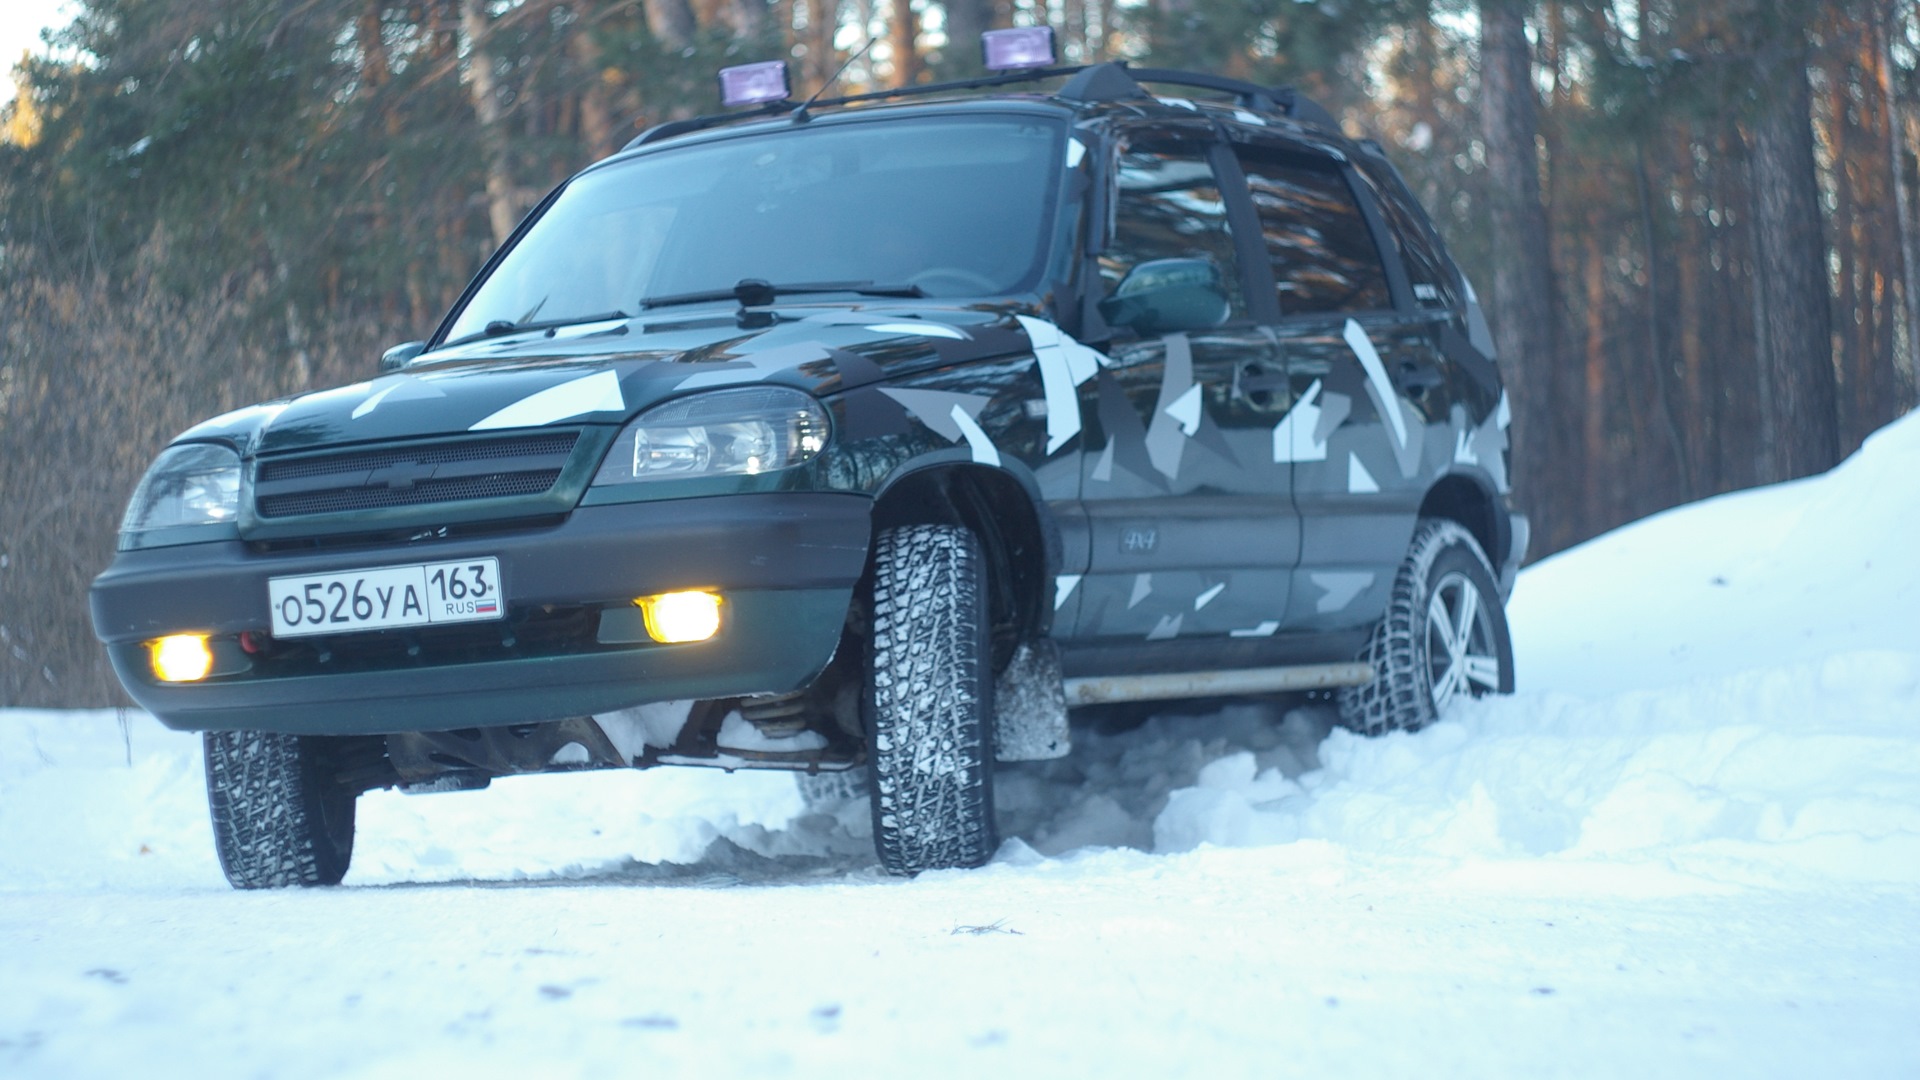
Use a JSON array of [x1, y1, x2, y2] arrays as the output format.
[[4, 413, 1919, 1078]]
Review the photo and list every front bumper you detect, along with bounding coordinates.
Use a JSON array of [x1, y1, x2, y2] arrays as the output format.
[[91, 493, 873, 735]]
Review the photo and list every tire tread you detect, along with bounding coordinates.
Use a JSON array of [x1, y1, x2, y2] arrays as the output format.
[[1338, 518, 1509, 736], [866, 524, 996, 874], [205, 730, 354, 889]]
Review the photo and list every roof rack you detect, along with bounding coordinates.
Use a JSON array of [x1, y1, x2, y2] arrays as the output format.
[[624, 60, 1336, 151], [1101, 66, 1340, 130]]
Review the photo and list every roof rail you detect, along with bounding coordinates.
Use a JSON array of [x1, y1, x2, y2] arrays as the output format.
[[625, 64, 1091, 150], [1065, 62, 1339, 130], [622, 60, 1340, 152]]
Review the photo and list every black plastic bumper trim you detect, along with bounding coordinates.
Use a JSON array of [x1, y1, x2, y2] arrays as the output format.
[[92, 492, 872, 645]]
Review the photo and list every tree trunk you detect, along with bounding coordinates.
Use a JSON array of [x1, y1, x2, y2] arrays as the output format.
[[890, 0, 920, 86], [571, 23, 616, 159], [1746, 31, 1840, 480], [645, 0, 698, 48], [803, 0, 840, 90], [358, 1, 391, 87], [1636, 145, 1690, 504], [460, 0, 519, 249], [1478, 2, 1558, 529], [1582, 213, 1608, 528], [1677, 131, 1708, 493], [723, 0, 770, 39], [943, 0, 993, 75], [1880, 2, 1920, 402], [1826, 58, 1862, 443]]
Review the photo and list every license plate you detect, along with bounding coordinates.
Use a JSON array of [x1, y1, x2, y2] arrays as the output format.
[[268, 558, 502, 638]]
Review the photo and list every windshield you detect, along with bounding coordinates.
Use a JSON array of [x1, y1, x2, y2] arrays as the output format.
[[443, 114, 1064, 343]]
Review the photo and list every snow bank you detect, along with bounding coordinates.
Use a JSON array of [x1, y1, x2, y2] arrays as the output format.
[[0, 710, 831, 891], [1139, 654, 1920, 887], [1512, 407, 1920, 694], [0, 709, 215, 891]]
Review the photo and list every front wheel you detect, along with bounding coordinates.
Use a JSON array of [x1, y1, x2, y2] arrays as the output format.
[[204, 730, 357, 888], [864, 524, 997, 875], [1338, 518, 1514, 736]]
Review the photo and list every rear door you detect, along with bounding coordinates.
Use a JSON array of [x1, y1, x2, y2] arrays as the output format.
[[1224, 135, 1442, 632], [1064, 122, 1299, 644]]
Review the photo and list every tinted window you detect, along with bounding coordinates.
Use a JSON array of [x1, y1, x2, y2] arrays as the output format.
[[444, 116, 1062, 343], [1101, 142, 1248, 320], [1233, 147, 1391, 315], [1355, 157, 1457, 312]]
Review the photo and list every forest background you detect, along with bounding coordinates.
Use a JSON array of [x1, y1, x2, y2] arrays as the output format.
[[0, 0, 1913, 706]]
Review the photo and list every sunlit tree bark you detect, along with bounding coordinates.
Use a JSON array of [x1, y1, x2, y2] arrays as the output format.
[[1478, 1, 1558, 535], [459, 0, 518, 248]]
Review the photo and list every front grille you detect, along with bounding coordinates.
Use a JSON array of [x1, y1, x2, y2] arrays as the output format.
[[254, 432, 579, 519]]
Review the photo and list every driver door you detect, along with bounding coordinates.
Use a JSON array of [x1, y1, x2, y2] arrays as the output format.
[[1064, 124, 1299, 645]]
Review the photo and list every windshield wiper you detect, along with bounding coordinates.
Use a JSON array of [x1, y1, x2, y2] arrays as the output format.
[[641, 279, 924, 310], [444, 310, 631, 348]]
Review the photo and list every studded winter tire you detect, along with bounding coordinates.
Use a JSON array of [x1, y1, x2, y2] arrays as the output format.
[[204, 730, 357, 888], [865, 524, 997, 875], [1338, 518, 1515, 736]]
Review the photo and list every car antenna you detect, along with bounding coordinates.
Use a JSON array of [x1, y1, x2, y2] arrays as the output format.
[[792, 37, 877, 125]]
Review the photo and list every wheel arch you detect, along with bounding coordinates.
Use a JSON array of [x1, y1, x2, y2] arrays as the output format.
[[1417, 471, 1509, 569], [871, 452, 1062, 665]]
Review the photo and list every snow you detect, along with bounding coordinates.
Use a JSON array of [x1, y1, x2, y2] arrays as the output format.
[[5, 412, 1920, 1076]]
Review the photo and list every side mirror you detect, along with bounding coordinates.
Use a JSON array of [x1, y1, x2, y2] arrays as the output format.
[[380, 341, 427, 373], [1097, 258, 1231, 336]]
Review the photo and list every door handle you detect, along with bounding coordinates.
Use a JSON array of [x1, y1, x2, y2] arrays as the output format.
[[1236, 363, 1288, 407], [1239, 365, 1288, 393]]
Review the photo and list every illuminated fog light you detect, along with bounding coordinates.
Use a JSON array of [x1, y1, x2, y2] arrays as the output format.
[[149, 634, 215, 683], [635, 591, 723, 644]]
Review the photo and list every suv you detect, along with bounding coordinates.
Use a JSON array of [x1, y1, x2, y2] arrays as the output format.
[[90, 41, 1524, 888]]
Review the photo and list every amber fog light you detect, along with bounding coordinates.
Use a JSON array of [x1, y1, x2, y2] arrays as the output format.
[[634, 591, 722, 644], [149, 634, 215, 683]]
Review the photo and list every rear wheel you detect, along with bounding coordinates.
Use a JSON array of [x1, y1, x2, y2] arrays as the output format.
[[204, 730, 357, 888], [1338, 518, 1514, 736], [865, 524, 998, 874]]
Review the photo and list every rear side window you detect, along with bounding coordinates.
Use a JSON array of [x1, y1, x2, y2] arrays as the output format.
[[1355, 158, 1459, 313], [1101, 142, 1250, 321], [1231, 146, 1391, 316]]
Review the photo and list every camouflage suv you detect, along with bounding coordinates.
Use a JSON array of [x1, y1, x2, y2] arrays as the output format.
[[92, 41, 1524, 887]]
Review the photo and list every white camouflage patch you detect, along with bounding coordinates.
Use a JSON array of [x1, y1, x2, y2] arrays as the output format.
[[470, 371, 624, 431]]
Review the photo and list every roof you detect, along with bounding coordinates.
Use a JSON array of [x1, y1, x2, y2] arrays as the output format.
[[618, 61, 1342, 155]]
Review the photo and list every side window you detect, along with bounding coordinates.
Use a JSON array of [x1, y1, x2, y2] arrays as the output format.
[[1232, 146, 1391, 316], [1356, 159, 1458, 313], [1102, 142, 1249, 321]]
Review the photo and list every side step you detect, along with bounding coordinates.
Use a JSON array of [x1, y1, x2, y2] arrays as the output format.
[[1062, 663, 1372, 707]]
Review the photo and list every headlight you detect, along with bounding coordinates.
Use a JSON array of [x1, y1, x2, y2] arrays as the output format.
[[593, 387, 829, 485], [120, 443, 243, 547]]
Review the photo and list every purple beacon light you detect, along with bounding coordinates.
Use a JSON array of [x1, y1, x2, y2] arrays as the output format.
[[718, 61, 791, 107], [982, 27, 1057, 72]]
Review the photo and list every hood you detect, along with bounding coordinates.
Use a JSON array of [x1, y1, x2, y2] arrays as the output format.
[[177, 302, 1041, 456]]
